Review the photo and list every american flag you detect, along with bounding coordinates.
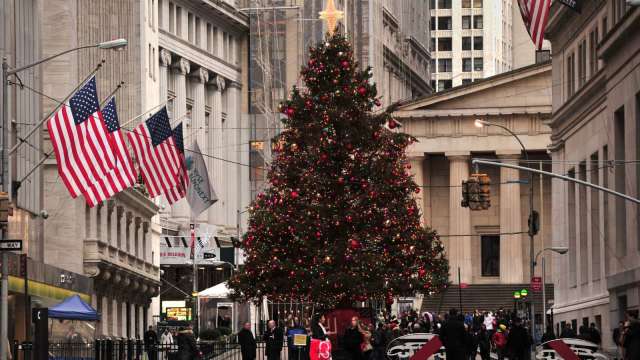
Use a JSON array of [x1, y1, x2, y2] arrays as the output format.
[[127, 107, 182, 202], [47, 76, 117, 206], [165, 123, 188, 204], [517, 0, 551, 50], [83, 97, 137, 205]]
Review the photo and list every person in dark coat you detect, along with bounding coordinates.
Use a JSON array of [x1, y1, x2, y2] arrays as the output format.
[[477, 324, 491, 360], [264, 320, 284, 360], [588, 323, 601, 345], [370, 323, 387, 360], [506, 318, 530, 360], [560, 323, 576, 338], [144, 326, 159, 360], [238, 322, 257, 360], [623, 312, 640, 360], [540, 326, 556, 346], [342, 317, 364, 360], [176, 327, 198, 360], [439, 309, 466, 360]]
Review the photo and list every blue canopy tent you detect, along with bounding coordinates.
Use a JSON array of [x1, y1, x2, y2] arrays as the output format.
[[49, 294, 100, 321]]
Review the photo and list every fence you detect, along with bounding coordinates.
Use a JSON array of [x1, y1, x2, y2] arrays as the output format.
[[13, 340, 293, 360]]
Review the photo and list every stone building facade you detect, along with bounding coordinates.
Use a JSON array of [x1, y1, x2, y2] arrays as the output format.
[[546, 0, 640, 353], [394, 62, 554, 318]]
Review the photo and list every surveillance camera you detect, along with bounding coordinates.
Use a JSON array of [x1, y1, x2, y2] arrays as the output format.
[[40, 210, 49, 219]]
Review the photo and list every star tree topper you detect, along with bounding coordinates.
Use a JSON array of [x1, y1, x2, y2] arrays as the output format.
[[319, 0, 344, 35]]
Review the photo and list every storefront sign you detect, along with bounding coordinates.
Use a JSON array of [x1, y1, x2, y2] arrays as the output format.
[[0, 239, 22, 251], [166, 307, 192, 321]]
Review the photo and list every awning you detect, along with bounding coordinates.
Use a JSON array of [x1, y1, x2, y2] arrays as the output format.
[[49, 294, 100, 321], [198, 281, 233, 298]]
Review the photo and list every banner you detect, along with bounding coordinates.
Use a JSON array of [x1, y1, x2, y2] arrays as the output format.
[[558, 0, 581, 13], [186, 140, 218, 216]]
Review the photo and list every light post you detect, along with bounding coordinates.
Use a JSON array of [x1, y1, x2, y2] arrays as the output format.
[[534, 246, 569, 333], [474, 118, 536, 325], [1, 38, 127, 360]]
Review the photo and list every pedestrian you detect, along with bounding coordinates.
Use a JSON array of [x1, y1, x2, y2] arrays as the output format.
[[342, 316, 364, 360], [145, 326, 159, 360], [506, 318, 530, 360], [588, 323, 601, 346], [623, 312, 640, 360], [560, 323, 576, 338], [370, 323, 387, 360], [477, 324, 491, 360], [464, 324, 478, 360], [613, 321, 624, 359], [310, 314, 333, 360], [491, 324, 508, 360], [439, 309, 466, 360], [360, 323, 373, 360], [540, 326, 556, 345], [238, 322, 257, 360], [160, 329, 174, 360], [176, 327, 198, 360], [264, 320, 284, 360]]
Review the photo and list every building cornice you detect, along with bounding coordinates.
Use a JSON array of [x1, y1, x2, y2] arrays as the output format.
[[548, 69, 606, 142], [194, 0, 249, 30], [545, 2, 572, 39], [598, 8, 640, 59], [395, 106, 551, 119], [114, 188, 159, 219]]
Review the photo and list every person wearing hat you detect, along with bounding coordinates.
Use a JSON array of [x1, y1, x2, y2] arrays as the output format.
[[491, 324, 508, 360]]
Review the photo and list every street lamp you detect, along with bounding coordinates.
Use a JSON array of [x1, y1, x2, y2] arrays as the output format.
[[474, 118, 537, 329], [534, 247, 569, 333], [0, 39, 127, 360]]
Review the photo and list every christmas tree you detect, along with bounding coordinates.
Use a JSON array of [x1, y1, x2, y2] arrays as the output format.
[[229, 32, 449, 308]]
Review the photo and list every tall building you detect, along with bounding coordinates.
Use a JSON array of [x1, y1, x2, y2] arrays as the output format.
[[546, 0, 639, 354], [0, 0, 249, 341], [429, 0, 546, 92], [244, 0, 432, 198]]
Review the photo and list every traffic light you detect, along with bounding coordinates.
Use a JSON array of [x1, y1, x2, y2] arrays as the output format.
[[463, 174, 491, 210], [477, 174, 491, 210], [528, 210, 540, 236], [0, 191, 13, 223]]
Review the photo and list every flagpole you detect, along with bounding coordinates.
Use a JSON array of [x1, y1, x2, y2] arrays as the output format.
[[9, 60, 106, 156], [120, 95, 176, 129]]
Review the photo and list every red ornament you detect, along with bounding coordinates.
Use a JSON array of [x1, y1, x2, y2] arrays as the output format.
[[291, 191, 299, 199], [305, 100, 313, 109], [415, 187, 421, 194], [357, 86, 367, 96], [341, 60, 350, 69], [374, 99, 381, 107], [338, 177, 345, 184], [349, 239, 360, 249], [346, 215, 353, 223], [388, 119, 398, 129], [285, 107, 295, 117], [418, 268, 426, 277]]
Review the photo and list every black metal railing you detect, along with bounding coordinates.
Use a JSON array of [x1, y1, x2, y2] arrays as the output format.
[[13, 340, 285, 360]]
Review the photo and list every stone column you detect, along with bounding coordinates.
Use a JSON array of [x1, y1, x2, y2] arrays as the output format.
[[117, 206, 125, 249], [142, 222, 149, 262], [227, 81, 242, 225], [113, 298, 120, 337], [135, 217, 142, 259], [408, 154, 425, 225], [107, 201, 115, 247], [102, 295, 109, 335], [130, 303, 137, 337], [190, 68, 209, 222], [447, 153, 473, 283], [498, 153, 524, 284], [138, 305, 145, 337], [126, 211, 134, 253], [159, 49, 172, 102], [207, 75, 226, 226], [87, 204, 98, 240], [171, 58, 191, 220]]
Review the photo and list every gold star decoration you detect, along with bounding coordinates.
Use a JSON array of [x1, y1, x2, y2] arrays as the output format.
[[319, 0, 344, 35]]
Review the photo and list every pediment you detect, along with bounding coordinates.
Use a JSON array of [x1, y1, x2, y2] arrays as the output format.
[[397, 62, 551, 115]]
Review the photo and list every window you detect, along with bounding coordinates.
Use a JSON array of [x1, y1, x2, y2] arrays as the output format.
[[148, 44, 153, 78], [206, 23, 212, 52], [462, 0, 471, 8], [169, 2, 175, 33], [462, 78, 472, 85], [462, 37, 472, 50], [481, 235, 500, 276], [579, 162, 588, 285], [148, 0, 154, 28], [430, 80, 436, 90], [578, 39, 586, 87], [462, 58, 472, 72], [473, 36, 483, 50], [614, 106, 626, 256], [438, 17, 452, 30], [566, 52, 575, 97], [437, 0, 452, 9], [602, 16, 608, 36], [158, 0, 163, 28], [474, 15, 483, 29], [431, 17, 436, 31], [462, 16, 471, 29], [473, 0, 483, 7], [176, 6, 182, 36], [637, 94, 640, 251], [438, 59, 452, 72], [437, 80, 452, 90], [438, 37, 452, 51], [474, 57, 483, 71], [589, 27, 598, 76], [187, 12, 193, 42], [195, 17, 201, 46]]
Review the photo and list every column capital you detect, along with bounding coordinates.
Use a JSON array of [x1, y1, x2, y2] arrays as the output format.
[[160, 48, 172, 67], [191, 67, 209, 83], [172, 58, 190, 75], [445, 151, 470, 161], [227, 80, 242, 89]]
